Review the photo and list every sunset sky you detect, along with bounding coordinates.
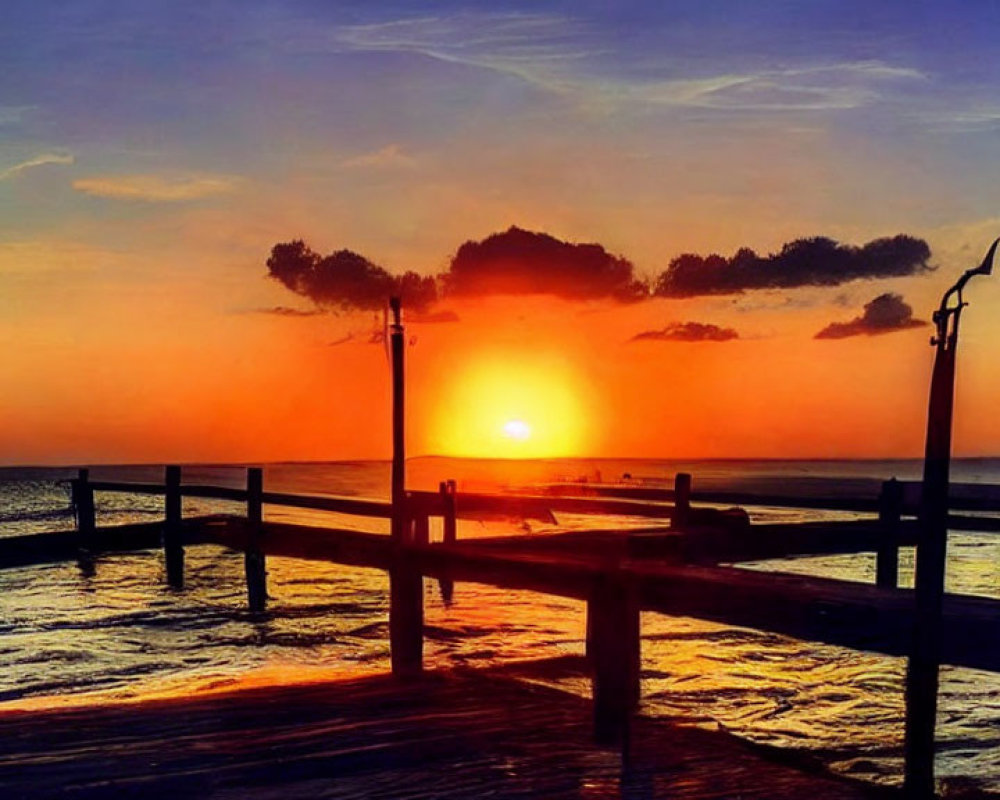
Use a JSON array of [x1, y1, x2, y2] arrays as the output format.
[[3, 1, 1000, 464]]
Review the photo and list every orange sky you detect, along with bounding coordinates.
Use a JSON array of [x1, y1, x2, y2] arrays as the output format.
[[3, 4, 1000, 465]]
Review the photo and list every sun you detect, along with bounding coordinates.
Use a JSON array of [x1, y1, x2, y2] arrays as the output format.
[[502, 419, 532, 441], [430, 352, 589, 458]]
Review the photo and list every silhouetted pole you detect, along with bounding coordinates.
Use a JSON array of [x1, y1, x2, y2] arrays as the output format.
[[244, 467, 267, 614], [390, 297, 406, 542], [672, 472, 691, 530], [876, 478, 902, 589], [904, 238, 997, 799], [387, 297, 423, 677], [72, 468, 96, 553], [164, 465, 184, 588], [589, 572, 640, 746], [438, 480, 457, 604]]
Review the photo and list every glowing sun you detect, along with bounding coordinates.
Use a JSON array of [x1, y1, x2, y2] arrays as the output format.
[[502, 419, 532, 441], [431, 352, 589, 457]]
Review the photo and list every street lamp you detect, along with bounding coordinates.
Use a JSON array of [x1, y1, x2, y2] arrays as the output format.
[[904, 237, 998, 798]]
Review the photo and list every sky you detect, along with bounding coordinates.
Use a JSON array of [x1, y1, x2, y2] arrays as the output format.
[[2, 0, 1000, 464]]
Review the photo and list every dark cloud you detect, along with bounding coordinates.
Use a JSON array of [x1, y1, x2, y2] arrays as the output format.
[[256, 306, 322, 317], [443, 226, 648, 302], [654, 235, 932, 298], [814, 293, 928, 339], [266, 240, 437, 312], [631, 321, 739, 342]]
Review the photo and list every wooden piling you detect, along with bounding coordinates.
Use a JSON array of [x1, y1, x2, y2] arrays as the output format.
[[441, 480, 457, 545], [163, 466, 184, 589], [588, 573, 640, 745], [390, 557, 423, 678], [672, 472, 691, 530], [71, 468, 96, 553], [244, 467, 267, 614], [438, 480, 457, 604], [876, 478, 902, 589]]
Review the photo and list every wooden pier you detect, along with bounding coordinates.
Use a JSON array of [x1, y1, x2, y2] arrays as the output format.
[[1, 465, 999, 797]]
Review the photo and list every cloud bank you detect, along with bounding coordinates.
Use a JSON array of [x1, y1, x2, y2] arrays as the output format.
[[444, 226, 648, 302], [654, 235, 932, 298], [814, 293, 927, 339], [631, 322, 739, 342], [266, 240, 437, 312]]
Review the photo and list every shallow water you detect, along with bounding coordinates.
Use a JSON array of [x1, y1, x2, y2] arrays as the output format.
[[0, 457, 997, 795]]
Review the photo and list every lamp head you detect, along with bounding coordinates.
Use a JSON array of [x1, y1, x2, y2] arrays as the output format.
[[971, 237, 999, 278]]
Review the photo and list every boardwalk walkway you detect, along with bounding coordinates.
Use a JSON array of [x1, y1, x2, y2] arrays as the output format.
[[0, 668, 899, 800]]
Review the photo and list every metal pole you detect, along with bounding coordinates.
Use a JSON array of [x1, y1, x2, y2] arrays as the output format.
[[903, 238, 997, 798]]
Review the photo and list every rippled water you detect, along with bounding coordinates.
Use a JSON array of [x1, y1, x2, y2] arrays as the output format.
[[0, 457, 997, 795]]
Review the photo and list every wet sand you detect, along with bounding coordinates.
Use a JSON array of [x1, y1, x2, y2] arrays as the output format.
[[0, 664, 903, 800]]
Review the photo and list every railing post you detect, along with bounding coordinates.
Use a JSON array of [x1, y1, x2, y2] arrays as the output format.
[[244, 467, 267, 614], [588, 573, 640, 746], [163, 465, 184, 589], [390, 554, 423, 678], [438, 479, 457, 604], [876, 478, 902, 589], [441, 480, 457, 545], [672, 472, 691, 530], [71, 468, 96, 553]]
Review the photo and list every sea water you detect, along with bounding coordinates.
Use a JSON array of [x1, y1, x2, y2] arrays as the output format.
[[0, 458, 997, 794]]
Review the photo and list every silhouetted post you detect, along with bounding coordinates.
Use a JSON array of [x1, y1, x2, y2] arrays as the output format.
[[437, 480, 457, 604], [672, 472, 691, 530], [390, 297, 406, 541], [876, 478, 903, 589], [413, 513, 429, 545], [163, 465, 184, 589], [904, 239, 997, 799], [589, 573, 640, 745], [441, 480, 457, 545], [71, 468, 96, 553], [244, 467, 267, 614], [387, 297, 422, 676]]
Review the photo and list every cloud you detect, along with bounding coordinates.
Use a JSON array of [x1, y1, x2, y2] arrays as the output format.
[[340, 144, 416, 169], [266, 240, 437, 312], [72, 173, 238, 201], [814, 293, 927, 339], [443, 226, 648, 302], [655, 235, 932, 298], [255, 306, 323, 317], [638, 62, 924, 112], [0, 152, 74, 181], [631, 322, 739, 342]]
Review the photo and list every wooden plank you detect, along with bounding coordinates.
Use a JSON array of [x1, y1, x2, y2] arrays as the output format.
[[260, 491, 392, 518], [163, 466, 184, 588]]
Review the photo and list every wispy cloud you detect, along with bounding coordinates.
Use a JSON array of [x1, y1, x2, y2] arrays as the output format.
[[340, 144, 416, 169], [72, 173, 239, 201], [0, 106, 34, 126], [0, 152, 74, 182]]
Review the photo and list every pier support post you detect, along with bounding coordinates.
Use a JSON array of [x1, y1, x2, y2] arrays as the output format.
[[672, 472, 691, 530], [71, 468, 96, 554], [588, 573, 640, 745], [390, 546, 423, 678], [438, 480, 457, 605], [876, 478, 902, 589], [244, 467, 267, 614], [163, 465, 184, 589]]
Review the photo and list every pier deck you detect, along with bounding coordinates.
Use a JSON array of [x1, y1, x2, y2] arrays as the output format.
[[0, 667, 898, 800]]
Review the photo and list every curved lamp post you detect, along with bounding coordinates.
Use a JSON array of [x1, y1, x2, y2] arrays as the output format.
[[904, 237, 998, 798]]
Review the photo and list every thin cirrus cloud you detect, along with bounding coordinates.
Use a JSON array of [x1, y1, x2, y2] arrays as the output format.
[[72, 173, 239, 202], [0, 152, 74, 182], [332, 13, 923, 113], [340, 144, 416, 169]]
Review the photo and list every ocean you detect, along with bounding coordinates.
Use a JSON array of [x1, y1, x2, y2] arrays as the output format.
[[0, 457, 997, 795]]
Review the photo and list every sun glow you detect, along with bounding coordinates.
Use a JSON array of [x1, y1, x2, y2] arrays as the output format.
[[430, 353, 589, 458]]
